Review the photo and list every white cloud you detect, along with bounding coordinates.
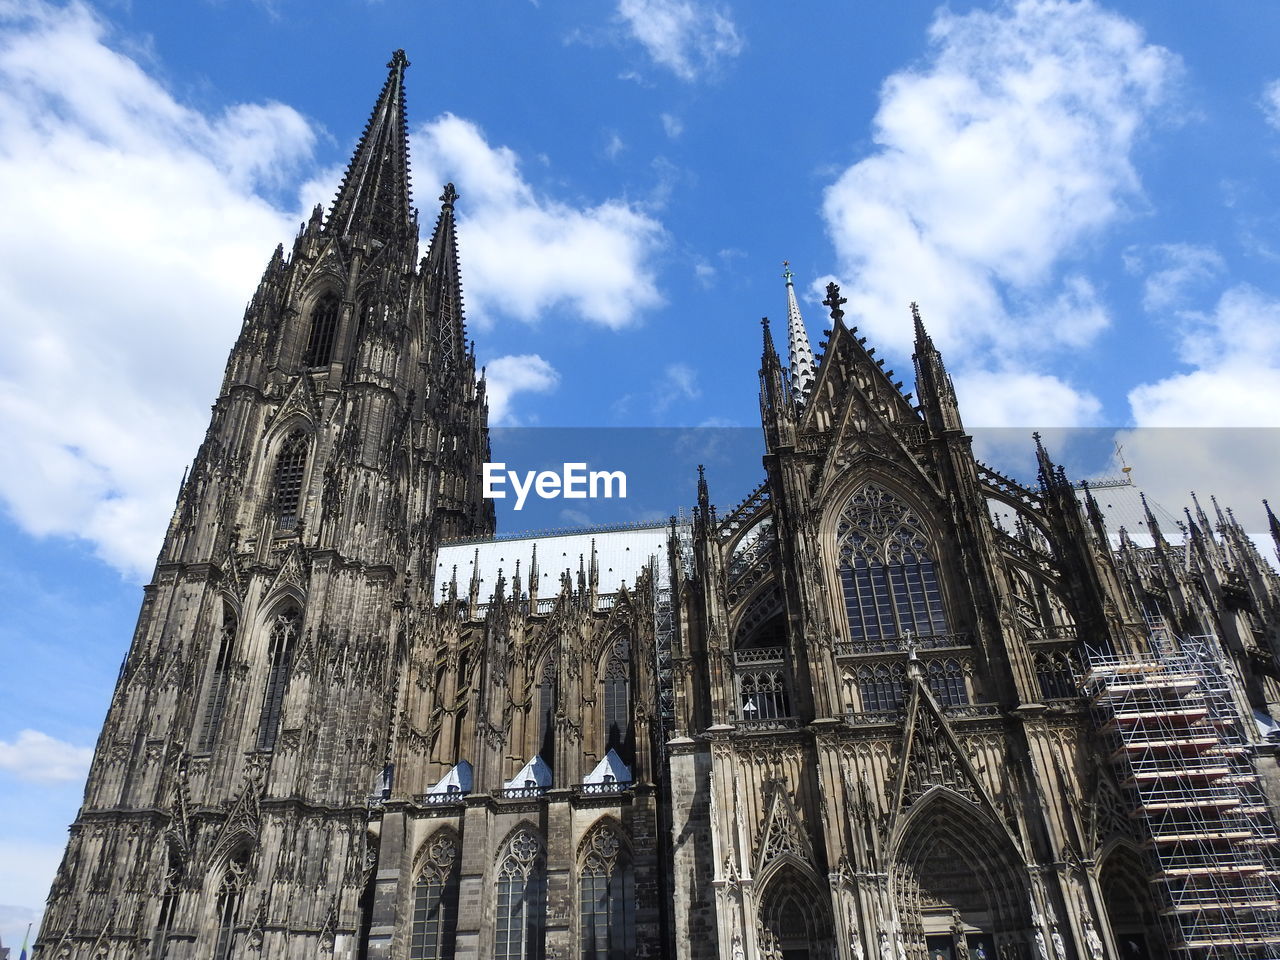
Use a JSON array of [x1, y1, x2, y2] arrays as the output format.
[[954, 370, 1102, 428], [653, 362, 700, 414], [1125, 242, 1225, 313], [1129, 284, 1280, 427], [604, 130, 625, 160], [660, 112, 684, 138], [1263, 78, 1280, 131], [823, 0, 1177, 371], [616, 0, 743, 81], [483, 354, 560, 425], [0, 0, 316, 579], [411, 114, 665, 330], [0, 730, 92, 783]]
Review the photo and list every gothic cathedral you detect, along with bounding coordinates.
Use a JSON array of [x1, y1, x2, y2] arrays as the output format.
[[37, 52, 1280, 960]]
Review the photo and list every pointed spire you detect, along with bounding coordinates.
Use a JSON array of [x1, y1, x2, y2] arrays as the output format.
[[1266, 499, 1280, 564], [781, 261, 816, 400], [424, 183, 467, 370], [911, 302, 962, 432], [327, 50, 414, 246], [1141, 493, 1166, 547]]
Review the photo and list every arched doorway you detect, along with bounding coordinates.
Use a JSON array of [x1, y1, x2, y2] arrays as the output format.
[[1099, 843, 1165, 960], [892, 791, 1029, 960], [757, 864, 833, 960]]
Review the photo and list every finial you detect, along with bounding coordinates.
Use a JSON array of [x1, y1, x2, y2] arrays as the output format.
[[782, 260, 794, 285], [440, 183, 458, 208], [388, 49, 410, 70], [822, 281, 846, 326]]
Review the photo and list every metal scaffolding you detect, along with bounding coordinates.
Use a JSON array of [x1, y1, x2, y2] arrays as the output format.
[[1085, 633, 1280, 958]]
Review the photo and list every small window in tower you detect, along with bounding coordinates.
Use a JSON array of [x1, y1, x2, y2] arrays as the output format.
[[273, 431, 309, 531], [302, 293, 341, 368]]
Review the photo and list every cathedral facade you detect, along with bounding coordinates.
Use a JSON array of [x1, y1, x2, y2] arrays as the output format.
[[37, 53, 1280, 960]]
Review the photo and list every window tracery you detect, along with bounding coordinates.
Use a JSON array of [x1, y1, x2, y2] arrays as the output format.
[[578, 826, 634, 960], [198, 602, 237, 752], [211, 850, 249, 960], [495, 829, 546, 960], [273, 431, 309, 531], [410, 834, 460, 960], [857, 663, 906, 712], [1034, 650, 1081, 700], [739, 669, 790, 720], [256, 606, 300, 752], [302, 293, 341, 368], [837, 485, 948, 641], [926, 658, 969, 707], [601, 640, 629, 755]]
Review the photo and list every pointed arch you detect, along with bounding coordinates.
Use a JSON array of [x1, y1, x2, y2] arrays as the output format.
[[599, 636, 631, 760], [272, 428, 310, 531], [833, 482, 949, 642], [1097, 842, 1165, 959], [209, 846, 250, 960], [197, 599, 239, 753], [494, 825, 546, 960], [409, 828, 461, 960], [303, 291, 342, 368], [891, 790, 1030, 958], [756, 862, 833, 960], [577, 819, 634, 960], [534, 650, 557, 765], [255, 603, 301, 751]]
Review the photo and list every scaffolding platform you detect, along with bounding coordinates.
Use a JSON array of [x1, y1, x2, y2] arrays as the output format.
[[1085, 636, 1280, 959]]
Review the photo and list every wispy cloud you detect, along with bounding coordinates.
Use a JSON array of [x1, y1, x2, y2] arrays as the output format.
[[1262, 78, 1280, 131], [0, 730, 92, 783], [616, 0, 742, 81]]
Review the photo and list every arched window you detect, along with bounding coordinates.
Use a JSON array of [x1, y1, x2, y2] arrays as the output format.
[[857, 663, 905, 712], [302, 293, 341, 368], [211, 849, 249, 960], [198, 602, 237, 753], [579, 826, 634, 960], [255, 606, 300, 752], [495, 830, 546, 960], [410, 833, 460, 960], [601, 640, 629, 756], [837, 485, 948, 641], [926, 658, 969, 706], [536, 656, 556, 763], [152, 844, 182, 960], [739, 670, 790, 720], [273, 431, 309, 531]]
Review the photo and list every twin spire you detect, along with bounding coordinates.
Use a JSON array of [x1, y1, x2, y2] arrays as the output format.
[[328, 50, 415, 245], [782, 261, 817, 399]]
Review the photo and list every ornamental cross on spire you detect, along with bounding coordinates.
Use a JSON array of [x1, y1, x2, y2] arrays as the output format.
[[782, 259, 794, 284], [823, 281, 846, 325], [388, 49, 410, 69], [440, 183, 459, 207]]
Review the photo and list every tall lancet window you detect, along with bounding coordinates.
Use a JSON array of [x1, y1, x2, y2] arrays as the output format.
[[255, 606, 300, 752], [302, 293, 341, 368], [197, 602, 238, 752], [578, 826, 634, 960], [273, 431, 309, 530], [410, 833, 460, 960], [536, 656, 556, 764], [495, 830, 546, 960], [600, 640, 630, 758], [152, 843, 182, 960], [211, 849, 249, 960], [837, 484, 948, 642]]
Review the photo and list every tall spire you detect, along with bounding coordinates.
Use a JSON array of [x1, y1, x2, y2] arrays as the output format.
[[782, 261, 816, 400], [327, 50, 414, 246], [424, 183, 467, 370], [1265, 499, 1280, 565]]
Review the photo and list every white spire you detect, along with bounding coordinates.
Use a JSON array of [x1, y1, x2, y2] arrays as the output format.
[[783, 261, 816, 399]]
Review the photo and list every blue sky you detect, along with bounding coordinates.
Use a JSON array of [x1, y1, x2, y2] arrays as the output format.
[[2, 0, 1280, 945]]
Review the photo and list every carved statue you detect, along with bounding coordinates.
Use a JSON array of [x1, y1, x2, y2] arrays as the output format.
[[1084, 921, 1104, 960]]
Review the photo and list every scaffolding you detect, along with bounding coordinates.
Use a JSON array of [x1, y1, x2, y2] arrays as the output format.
[[1085, 632, 1280, 958]]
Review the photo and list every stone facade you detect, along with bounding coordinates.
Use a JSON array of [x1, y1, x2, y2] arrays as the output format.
[[37, 52, 1280, 960]]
